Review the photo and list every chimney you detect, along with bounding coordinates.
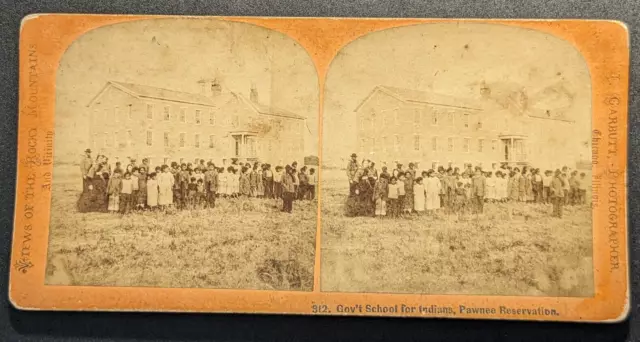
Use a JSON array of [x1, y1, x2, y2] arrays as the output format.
[[479, 81, 491, 99], [198, 78, 222, 97], [250, 83, 259, 103]]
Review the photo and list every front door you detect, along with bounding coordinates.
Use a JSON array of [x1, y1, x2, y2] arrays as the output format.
[[234, 136, 241, 157], [502, 139, 512, 163]]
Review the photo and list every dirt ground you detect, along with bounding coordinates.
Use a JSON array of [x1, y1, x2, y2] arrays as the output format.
[[320, 169, 594, 297], [45, 164, 317, 291]]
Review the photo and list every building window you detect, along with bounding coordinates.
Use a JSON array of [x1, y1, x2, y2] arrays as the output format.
[[164, 132, 170, 147], [93, 110, 99, 124], [146, 104, 153, 119], [104, 109, 109, 122], [179, 133, 186, 147], [163, 106, 170, 121], [114, 131, 118, 148], [394, 109, 399, 125], [447, 137, 454, 152], [477, 120, 483, 129], [431, 111, 438, 125], [127, 130, 132, 147], [492, 139, 498, 152], [114, 106, 119, 123], [146, 131, 153, 146], [463, 113, 469, 128], [128, 105, 133, 120], [463, 138, 470, 152], [209, 135, 215, 149], [195, 134, 200, 148], [478, 138, 484, 152], [447, 112, 454, 126], [414, 109, 420, 126], [180, 108, 186, 122], [394, 135, 400, 152], [432, 136, 438, 152], [92, 133, 98, 149], [382, 136, 388, 152], [414, 135, 420, 151], [103, 132, 108, 147], [209, 112, 215, 125], [232, 115, 239, 128], [359, 138, 365, 152], [195, 110, 201, 124]]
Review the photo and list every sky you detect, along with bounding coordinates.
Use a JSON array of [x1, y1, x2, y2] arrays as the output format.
[[322, 22, 592, 165], [55, 18, 319, 160]]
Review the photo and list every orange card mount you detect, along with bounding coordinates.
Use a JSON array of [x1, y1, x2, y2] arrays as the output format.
[[11, 14, 629, 322]]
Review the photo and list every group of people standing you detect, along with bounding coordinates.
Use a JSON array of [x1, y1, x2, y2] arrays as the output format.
[[77, 149, 317, 215], [345, 153, 589, 219]]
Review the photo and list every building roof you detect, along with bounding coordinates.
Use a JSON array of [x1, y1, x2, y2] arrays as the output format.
[[355, 85, 483, 112], [241, 96, 306, 120], [88, 81, 306, 120], [109, 81, 221, 107]]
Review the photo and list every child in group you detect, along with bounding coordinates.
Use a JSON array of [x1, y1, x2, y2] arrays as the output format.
[[120, 172, 133, 214], [498, 171, 509, 202], [578, 172, 588, 205], [396, 174, 406, 217], [106, 170, 123, 213], [569, 171, 579, 205], [146, 172, 158, 210], [298, 166, 309, 200], [413, 176, 426, 214], [453, 181, 468, 216], [240, 167, 251, 197], [281, 165, 296, 213], [229, 167, 240, 198], [425, 170, 441, 212], [218, 167, 228, 198], [403, 171, 414, 214], [372, 173, 388, 217], [308, 168, 317, 200], [196, 178, 206, 209], [460, 173, 472, 200], [131, 167, 140, 210], [188, 177, 198, 209], [137, 167, 147, 209], [484, 172, 496, 203], [263, 164, 274, 199], [387, 177, 399, 218], [249, 165, 259, 197], [542, 170, 553, 204], [157, 165, 175, 209], [194, 167, 205, 184], [273, 166, 284, 199]]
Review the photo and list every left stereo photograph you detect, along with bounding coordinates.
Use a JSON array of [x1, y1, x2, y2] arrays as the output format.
[[45, 17, 320, 291]]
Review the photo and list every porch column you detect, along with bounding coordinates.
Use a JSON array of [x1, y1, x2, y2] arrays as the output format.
[[510, 137, 514, 163], [241, 134, 246, 158]]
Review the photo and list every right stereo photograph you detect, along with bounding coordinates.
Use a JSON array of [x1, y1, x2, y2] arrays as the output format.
[[320, 22, 594, 297]]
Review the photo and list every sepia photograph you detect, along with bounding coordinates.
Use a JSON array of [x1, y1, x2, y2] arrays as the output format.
[[320, 23, 594, 296], [46, 18, 319, 291]]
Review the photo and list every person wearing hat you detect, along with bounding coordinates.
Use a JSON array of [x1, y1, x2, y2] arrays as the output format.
[[80, 148, 93, 193], [346, 153, 359, 195], [550, 169, 565, 218]]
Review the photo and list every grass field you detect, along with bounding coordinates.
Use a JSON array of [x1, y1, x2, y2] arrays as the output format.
[[319, 169, 594, 297], [45, 164, 317, 291]]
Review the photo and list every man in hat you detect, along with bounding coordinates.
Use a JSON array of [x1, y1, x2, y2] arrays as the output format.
[[346, 153, 359, 195], [80, 148, 93, 193]]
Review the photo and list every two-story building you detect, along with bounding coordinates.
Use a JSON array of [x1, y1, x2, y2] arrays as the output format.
[[87, 79, 306, 168], [354, 85, 580, 170]]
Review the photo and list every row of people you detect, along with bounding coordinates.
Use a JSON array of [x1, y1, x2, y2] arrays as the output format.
[[345, 154, 588, 218], [78, 153, 317, 214]]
